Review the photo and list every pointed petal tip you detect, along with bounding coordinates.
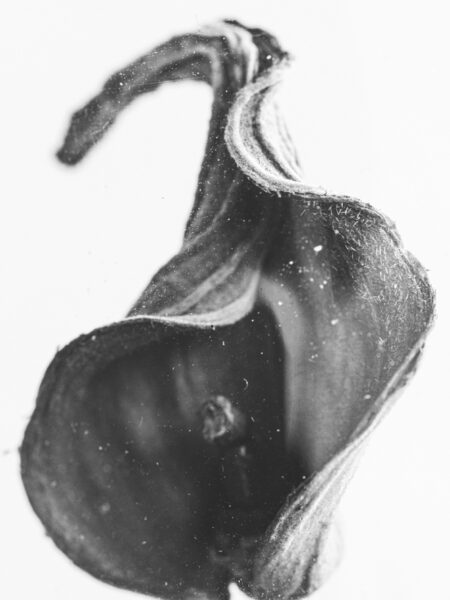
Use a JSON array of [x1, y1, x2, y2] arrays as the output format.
[[56, 146, 81, 165]]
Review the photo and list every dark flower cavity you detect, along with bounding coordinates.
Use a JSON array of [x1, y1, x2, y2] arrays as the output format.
[[21, 20, 434, 600]]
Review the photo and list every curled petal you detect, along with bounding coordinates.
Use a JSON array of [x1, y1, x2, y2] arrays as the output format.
[[21, 19, 434, 600], [56, 21, 289, 324], [22, 312, 290, 599]]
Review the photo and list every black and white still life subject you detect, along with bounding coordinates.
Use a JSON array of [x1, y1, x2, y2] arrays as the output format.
[[21, 20, 434, 600]]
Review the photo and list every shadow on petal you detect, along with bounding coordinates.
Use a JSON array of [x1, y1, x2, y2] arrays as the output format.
[[248, 198, 434, 598], [22, 308, 303, 598]]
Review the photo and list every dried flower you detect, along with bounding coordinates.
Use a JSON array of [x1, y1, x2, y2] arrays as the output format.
[[21, 20, 434, 600]]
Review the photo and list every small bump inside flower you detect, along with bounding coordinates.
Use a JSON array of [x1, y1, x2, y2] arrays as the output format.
[[200, 395, 247, 446]]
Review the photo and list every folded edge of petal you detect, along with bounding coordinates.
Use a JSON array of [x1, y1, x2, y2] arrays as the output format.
[[223, 46, 435, 598]]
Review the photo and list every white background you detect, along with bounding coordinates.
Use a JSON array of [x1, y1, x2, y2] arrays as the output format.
[[1, 1, 449, 598]]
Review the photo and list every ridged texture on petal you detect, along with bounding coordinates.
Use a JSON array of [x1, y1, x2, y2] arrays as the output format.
[[225, 50, 434, 598]]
